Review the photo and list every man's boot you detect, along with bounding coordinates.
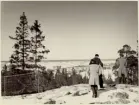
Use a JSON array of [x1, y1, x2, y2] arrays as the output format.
[[94, 86, 98, 98], [91, 86, 95, 98]]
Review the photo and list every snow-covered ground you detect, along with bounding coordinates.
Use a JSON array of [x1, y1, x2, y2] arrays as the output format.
[[2, 84, 139, 104]]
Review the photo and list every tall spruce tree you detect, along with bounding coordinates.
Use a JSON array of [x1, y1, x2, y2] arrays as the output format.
[[30, 20, 50, 71], [9, 12, 31, 72]]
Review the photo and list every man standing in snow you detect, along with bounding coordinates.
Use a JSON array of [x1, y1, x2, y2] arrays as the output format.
[[89, 54, 104, 88], [116, 53, 127, 84]]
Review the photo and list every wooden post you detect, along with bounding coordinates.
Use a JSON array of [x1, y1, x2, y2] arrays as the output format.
[[138, 63, 139, 86], [38, 70, 39, 93], [4, 76, 6, 96]]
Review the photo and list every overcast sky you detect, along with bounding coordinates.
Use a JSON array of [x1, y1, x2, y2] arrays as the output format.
[[1, 1, 138, 60]]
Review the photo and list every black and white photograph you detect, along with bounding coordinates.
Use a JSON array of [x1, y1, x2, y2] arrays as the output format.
[[1, 0, 139, 104]]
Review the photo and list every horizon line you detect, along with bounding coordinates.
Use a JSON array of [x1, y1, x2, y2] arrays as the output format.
[[1, 58, 116, 62]]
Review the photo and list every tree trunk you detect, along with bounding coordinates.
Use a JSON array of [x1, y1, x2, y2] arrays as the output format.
[[35, 32, 39, 92], [22, 22, 25, 71]]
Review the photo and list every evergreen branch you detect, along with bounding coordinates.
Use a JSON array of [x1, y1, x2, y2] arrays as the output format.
[[9, 36, 18, 40]]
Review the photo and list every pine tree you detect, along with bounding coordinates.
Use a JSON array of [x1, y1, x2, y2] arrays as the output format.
[[9, 12, 31, 73], [30, 20, 50, 71]]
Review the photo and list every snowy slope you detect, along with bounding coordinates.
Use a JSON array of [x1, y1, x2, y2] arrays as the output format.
[[2, 84, 139, 105]]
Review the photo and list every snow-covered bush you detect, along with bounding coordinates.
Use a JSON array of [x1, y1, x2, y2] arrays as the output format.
[[108, 91, 129, 99], [133, 98, 139, 103], [73, 91, 80, 96], [44, 99, 56, 104], [117, 98, 130, 104], [103, 75, 114, 85], [65, 92, 72, 95]]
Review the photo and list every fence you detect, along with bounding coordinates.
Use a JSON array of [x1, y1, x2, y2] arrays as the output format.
[[1, 66, 90, 96], [1, 72, 38, 96]]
